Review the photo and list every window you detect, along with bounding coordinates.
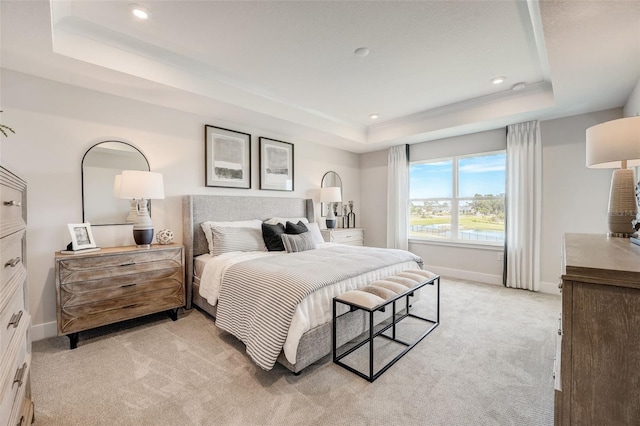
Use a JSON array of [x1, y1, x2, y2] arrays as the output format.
[[409, 151, 506, 245]]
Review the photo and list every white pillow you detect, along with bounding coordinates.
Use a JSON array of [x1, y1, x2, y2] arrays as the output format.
[[210, 225, 266, 257], [305, 222, 325, 245], [264, 217, 310, 226], [201, 220, 262, 255]]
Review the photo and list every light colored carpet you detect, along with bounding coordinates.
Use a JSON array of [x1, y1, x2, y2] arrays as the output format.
[[31, 278, 560, 426]]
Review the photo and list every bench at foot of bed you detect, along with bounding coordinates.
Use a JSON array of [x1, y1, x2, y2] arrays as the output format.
[[332, 269, 440, 382]]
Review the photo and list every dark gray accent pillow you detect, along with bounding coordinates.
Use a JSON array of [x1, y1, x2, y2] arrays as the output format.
[[262, 222, 286, 251], [286, 220, 308, 235]]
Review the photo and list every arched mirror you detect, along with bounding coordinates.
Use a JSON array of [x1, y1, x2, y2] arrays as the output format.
[[320, 171, 343, 217], [82, 141, 149, 225]]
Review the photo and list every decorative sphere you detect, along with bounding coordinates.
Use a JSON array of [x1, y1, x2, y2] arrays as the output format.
[[156, 229, 174, 245]]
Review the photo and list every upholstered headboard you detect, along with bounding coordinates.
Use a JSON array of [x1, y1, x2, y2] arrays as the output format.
[[182, 195, 314, 308]]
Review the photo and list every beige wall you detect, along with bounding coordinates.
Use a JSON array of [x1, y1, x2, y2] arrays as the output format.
[[1, 70, 360, 340], [359, 109, 622, 293]]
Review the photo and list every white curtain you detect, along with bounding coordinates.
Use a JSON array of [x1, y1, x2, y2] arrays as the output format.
[[387, 145, 409, 250], [505, 121, 542, 291]]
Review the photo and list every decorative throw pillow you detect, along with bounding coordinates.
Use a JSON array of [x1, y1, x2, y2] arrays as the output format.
[[305, 222, 326, 245], [262, 222, 286, 251], [210, 225, 266, 257], [201, 219, 262, 255], [285, 220, 308, 235], [281, 232, 317, 253]]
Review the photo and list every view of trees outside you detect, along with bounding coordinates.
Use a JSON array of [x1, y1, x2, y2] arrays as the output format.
[[410, 153, 506, 243]]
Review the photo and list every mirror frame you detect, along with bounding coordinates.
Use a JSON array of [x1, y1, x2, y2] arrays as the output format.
[[81, 140, 150, 226], [320, 171, 343, 217]]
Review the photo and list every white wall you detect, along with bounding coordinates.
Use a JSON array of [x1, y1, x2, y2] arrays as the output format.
[[539, 109, 621, 288], [623, 77, 640, 117], [1, 69, 360, 340], [360, 109, 622, 293]]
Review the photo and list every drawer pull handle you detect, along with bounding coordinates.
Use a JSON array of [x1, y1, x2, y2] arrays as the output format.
[[4, 257, 21, 268], [123, 304, 138, 309], [121, 284, 137, 288], [120, 262, 135, 267], [4, 200, 21, 207], [13, 362, 27, 388], [7, 310, 23, 329]]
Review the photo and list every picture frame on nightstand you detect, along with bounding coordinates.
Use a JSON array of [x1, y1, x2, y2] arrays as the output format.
[[67, 223, 97, 250]]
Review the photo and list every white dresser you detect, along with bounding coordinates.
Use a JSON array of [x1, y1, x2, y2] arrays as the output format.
[[0, 166, 34, 426], [321, 228, 364, 246]]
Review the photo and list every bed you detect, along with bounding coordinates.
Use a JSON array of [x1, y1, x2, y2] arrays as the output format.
[[182, 194, 423, 373]]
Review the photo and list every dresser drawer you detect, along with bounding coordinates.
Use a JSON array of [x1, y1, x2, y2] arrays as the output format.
[[0, 172, 26, 240], [57, 248, 183, 285], [0, 318, 29, 418], [0, 350, 29, 426], [1, 231, 25, 292], [0, 284, 25, 362]]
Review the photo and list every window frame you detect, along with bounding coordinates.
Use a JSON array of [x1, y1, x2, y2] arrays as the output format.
[[409, 149, 506, 247]]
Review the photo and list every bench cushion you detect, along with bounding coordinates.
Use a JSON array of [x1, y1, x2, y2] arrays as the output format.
[[336, 269, 436, 310]]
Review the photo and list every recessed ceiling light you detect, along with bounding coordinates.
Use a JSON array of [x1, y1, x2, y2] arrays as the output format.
[[491, 76, 507, 85], [130, 4, 149, 20], [370, 114, 379, 120], [512, 82, 526, 91], [355, 47, 370, 57]]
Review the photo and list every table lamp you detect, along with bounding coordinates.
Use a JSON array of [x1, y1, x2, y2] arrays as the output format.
[[321, 186, 342, 229], [118, 170, 165, 247], [586, 116, 640, 236]]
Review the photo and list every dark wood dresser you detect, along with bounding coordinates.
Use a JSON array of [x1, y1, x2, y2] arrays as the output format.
[[55, 244, 185, 349], [555, 233, 640, 424]]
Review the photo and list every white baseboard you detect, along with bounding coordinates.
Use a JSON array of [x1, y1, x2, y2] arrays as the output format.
[[539, 281, 561, 296], [31, 320, 58, 342], [423, 265, 562, 296], [422, 264, 503, 286]]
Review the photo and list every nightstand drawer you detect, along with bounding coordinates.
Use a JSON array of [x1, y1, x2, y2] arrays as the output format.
[[59, 267, 183, 307], [57, 248, 183, 285], [59, 285, 184, 334], [322, 228, 364, 246]]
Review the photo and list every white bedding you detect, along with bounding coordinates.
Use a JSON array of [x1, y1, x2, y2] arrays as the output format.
[[198, 243, 421, 365]]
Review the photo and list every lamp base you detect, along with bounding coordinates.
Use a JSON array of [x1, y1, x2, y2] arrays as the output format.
[[133, 229, 153, 248], [607, 168, 637, 236]]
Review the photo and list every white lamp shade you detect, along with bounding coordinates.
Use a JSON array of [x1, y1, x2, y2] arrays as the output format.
[[586, 116, 640, 169], [113, 174, 122, 198], [321, 186, 342, 203], [118, 170, 165, 199]]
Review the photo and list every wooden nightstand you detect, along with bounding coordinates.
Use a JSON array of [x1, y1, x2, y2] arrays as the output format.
[[54, 244, 185, 349], [321, 228, 364, 246]]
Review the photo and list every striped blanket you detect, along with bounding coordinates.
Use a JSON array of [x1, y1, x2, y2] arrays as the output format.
[[214, 244, 423, 370]]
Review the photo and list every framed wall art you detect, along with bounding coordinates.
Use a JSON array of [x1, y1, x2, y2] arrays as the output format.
[[259, 137, 294, 191], [205, 125, 251, 189]]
